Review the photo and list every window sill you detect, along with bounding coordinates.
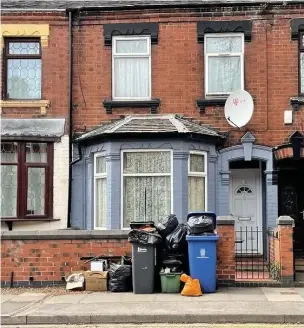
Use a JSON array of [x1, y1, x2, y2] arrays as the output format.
[[290, 97, 304, 111], [196, 98, 227, 113], [103, 99, 161, 114], [0, 100, 50, 115], [2, 218, 59, 231]]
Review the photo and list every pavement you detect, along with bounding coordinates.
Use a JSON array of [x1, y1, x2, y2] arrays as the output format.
[[1, 287, 304, 325]]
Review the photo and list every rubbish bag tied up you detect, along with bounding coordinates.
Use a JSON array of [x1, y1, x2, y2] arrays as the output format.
[[180, 273, 202, 297]]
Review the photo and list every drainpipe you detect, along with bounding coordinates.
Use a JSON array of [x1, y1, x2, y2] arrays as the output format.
[[67, 10, 73, 228]]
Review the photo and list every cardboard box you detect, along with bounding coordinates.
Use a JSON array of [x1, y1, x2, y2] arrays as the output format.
[[84, 271, 108, 291]]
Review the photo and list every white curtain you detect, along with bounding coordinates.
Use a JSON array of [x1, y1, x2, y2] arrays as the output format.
[[208, 56, 241, 93], [206, 36, 242, 94], [95, 178, 107, 228], [188, 153, 206, 212], [123, 152, 171, 227], [188, 176, 205, 212], [95, 156, 107, 228], [114, 39, 149, 98]]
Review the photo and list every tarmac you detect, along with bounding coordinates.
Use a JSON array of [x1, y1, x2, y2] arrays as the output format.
[[1, 287, 304, 325]]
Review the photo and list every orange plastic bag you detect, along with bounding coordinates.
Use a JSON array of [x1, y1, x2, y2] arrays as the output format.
[[180, 274, 202, 297]]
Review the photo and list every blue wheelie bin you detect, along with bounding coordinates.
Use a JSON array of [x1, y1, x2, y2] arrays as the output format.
[[186, 212, 219, 293]]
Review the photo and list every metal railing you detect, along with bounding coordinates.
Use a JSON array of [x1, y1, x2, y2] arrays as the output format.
[[235, 227, 280, 280]]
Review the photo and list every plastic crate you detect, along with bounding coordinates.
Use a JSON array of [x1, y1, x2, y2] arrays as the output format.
[[160, 272, 182, 293]]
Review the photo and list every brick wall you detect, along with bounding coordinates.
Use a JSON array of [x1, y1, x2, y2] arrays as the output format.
[[216, 220, 235, 285], [1, 232, 132, 287], [1, 225, 235, 287], [68, 5, 304, 148], [1, 14, 69, 123], [5, 6, 301, 148], [277, 221, 294, 286]]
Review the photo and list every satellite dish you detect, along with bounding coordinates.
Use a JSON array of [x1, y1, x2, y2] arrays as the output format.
[[224, 90, 254, 128]]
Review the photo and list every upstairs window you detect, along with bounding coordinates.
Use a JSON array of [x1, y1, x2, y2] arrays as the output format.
[[112, 36, 151, 100], [300, 33, 304, 94], [4, 39, 41, 100], [205, 34, 244, 96]]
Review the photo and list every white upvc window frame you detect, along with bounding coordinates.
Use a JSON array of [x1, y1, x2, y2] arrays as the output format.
[[121, 149, 173, 230], [204, 33, 244, 97], [188, 151, 208, 212], [112, 35, 152, 101], [93, 153, 107, 230]]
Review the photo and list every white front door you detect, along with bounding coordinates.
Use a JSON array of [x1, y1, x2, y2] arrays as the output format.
[[230, 169, 263, 254]]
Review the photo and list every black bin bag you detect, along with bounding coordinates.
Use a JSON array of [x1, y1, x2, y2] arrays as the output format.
[[187, 215, 214, 234], [108, 264, 132, 292], [156, 214, 179, 237], [128, 229, 162, 245], [165, 224, 188, 252]]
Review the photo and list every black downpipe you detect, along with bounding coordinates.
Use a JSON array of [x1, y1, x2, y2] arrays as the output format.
[[67, 11, 73, 228]]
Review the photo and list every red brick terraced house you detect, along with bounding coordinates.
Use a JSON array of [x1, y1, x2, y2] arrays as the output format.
[[1, 0, 304, 287]]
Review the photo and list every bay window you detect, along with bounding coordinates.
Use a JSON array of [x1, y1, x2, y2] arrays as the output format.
[[1, 141, 53, 220], [94, 154, 107, 229], [122, 150, 172, 228], [188, 152, 207, 212], [205, 33, 244, 96]]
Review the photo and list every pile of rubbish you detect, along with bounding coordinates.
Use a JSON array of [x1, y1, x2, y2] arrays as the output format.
[[66, 213, 217, 295]]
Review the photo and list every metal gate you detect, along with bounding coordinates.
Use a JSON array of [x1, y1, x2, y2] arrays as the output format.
[[235, 227, 280, 280]]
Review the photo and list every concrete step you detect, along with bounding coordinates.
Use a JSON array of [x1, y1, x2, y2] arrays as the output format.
[[295, 271, 304, 282]]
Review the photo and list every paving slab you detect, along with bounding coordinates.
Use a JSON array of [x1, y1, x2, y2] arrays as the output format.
[[80, 292, 124, 303], [227, 288, 267, 301], [296, 287, 304, 298], [2, 287, 304, 324], [120, 293, 157, 302], [9, 293, 47, 303], [1, 294, 15, 303], [261, 287, 304, 302], [1, 302, 30, 316], [44, 294, 87, 304]]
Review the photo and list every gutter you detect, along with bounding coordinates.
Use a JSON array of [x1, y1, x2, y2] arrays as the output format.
[[64, 1, 303, 13]]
